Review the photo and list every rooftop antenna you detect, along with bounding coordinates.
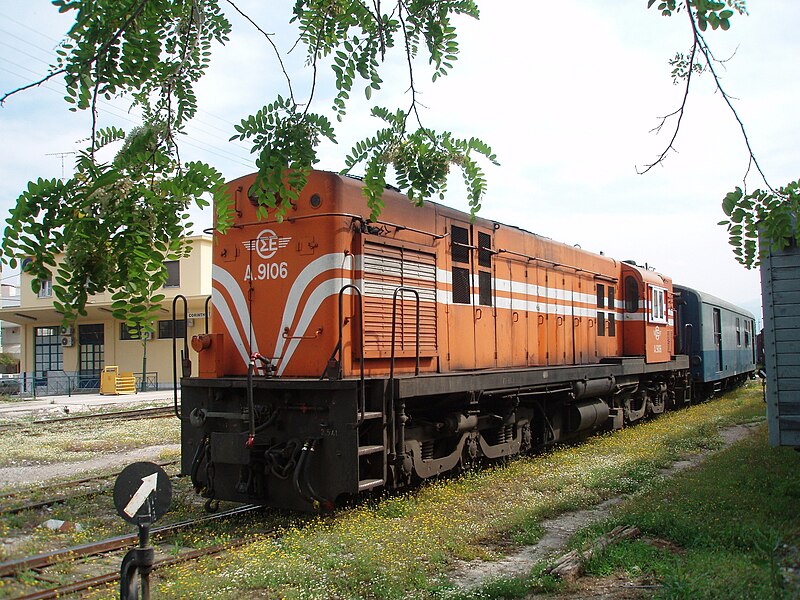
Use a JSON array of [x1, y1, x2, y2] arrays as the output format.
[[45, 151, 76, 180]]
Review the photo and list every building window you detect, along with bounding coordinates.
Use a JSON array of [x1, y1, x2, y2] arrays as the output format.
[[164, 260, 180, 288], [120, 323, 146, 340], [158, 319, 187, 339], [38, 279, 53, 299]]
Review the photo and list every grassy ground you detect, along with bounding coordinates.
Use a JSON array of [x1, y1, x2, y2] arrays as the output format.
[[0, 416, 180, 467], [572, 424, 800, 599], [72, 381, 779, 600]]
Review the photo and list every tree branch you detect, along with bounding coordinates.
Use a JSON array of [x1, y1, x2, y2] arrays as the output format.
[[225, 0, 295, 103], [637, 3, 699, 174], [692, 27, 777, 195], [0, 68, 68, 106], [641, 0, 778, 196]]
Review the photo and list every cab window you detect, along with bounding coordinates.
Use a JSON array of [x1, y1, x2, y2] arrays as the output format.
[[625, 276, 639, 313], [649, 286, 668, 324]]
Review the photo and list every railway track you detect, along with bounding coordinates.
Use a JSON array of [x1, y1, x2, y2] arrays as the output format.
[[0, 405, 176, 433], [0, 460, 180, 515], [14, 539, 251, 600], [1, 504, 265, 598]]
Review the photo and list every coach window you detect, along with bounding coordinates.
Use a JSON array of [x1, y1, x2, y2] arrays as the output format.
[[736, 318, 742, 346], [625, 276, 639, 313], [608, 312, 616, 337], [744, 321, 751, 348], [597, 311, 606, 336], [451, 225, 471, 304], [596, 284, 605, 309], [608, 287, 615, 312]]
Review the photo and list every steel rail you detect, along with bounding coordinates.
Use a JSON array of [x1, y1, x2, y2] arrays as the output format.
[[0, 406, 175, 432], [0, 504, 262, 577], [12, 538, 253, 600], [0, 460, 180, 511]]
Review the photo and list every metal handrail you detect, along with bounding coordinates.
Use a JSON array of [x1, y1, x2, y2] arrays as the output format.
[[340, 285, 365, 424], [388, 287, 421, 463], [321, 285, 366, 424], [204, 295, 212, 334], [171, 295, 190, 421]]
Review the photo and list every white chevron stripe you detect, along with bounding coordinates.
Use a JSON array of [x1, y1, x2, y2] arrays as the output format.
[[211, 287, 251, 368], [212, 265, 259, 357], [277, 276, 351, 376], [274, 253, 353, 372]]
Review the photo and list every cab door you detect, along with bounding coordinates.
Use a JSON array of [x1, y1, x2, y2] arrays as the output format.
[[446, 220, 476, 369], [531, 263, 548, 366], [473, 226, 496, 368]]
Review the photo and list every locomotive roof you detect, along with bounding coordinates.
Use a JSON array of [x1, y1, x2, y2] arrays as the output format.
[[337, 172, 653, 277], [673, 284, 755, 319]]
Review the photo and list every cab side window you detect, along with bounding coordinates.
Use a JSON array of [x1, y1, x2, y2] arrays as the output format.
[[625, 276, 639, 313], [649, 286, 668, 324]]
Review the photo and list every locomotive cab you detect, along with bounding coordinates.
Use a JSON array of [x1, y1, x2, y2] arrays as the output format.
[[620, 262, 673, 363]]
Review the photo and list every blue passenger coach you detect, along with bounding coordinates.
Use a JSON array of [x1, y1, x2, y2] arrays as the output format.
[[674, 285, 756, 397]]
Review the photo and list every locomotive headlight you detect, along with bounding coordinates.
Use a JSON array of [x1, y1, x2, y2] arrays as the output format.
[[310, 193, 322, 208]]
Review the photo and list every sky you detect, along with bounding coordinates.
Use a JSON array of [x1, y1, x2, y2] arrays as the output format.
[[1, 1, 798, 325]]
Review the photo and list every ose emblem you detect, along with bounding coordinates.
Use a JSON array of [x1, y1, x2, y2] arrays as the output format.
[[242, 229, 291, 259], [654, 326, 661, 341]]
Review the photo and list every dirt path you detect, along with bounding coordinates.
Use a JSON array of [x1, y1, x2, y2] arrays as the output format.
[[0, 444, 180, 487], [448, 423, 761, 591]]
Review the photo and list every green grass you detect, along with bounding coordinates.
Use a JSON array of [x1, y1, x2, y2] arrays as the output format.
[[0, 415, 180, 468], [576, 426, 800, 599]]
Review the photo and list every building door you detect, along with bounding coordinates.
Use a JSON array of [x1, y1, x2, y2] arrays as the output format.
[[34, 326, 63, 386], [79, 324, 105, 388]]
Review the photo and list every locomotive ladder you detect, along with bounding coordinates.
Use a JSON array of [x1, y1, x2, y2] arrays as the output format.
[[331, 285, 386, 492]]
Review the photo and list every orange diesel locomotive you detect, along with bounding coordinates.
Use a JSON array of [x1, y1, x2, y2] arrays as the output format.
[[182, 171, 689, 510]]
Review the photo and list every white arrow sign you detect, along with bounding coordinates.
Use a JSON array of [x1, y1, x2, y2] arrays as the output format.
[[123, 473, 159, 518]]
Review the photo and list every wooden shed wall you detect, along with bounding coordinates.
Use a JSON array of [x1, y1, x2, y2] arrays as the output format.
[[761, 241, 800, 446]]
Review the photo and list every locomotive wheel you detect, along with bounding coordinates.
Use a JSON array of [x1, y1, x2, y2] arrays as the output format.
[[461, 432, 481, 470]]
